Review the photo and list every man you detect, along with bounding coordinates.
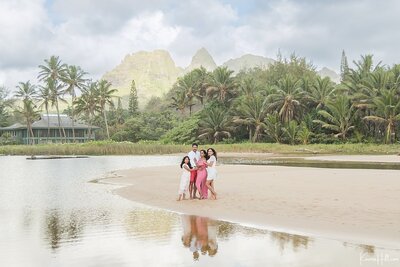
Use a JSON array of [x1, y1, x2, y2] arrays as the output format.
[[188, 143, 200, 199]]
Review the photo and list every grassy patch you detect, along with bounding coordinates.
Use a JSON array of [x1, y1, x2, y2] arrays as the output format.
[[0, 141, 400, 156]]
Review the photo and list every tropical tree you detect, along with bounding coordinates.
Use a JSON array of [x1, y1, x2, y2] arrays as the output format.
[[62, 65, 87, 141], [269, 76, 305, 123], [38, 56, 67, 82], [234, 96, 269, 142], [37, 85, 51, 140], [193, 67, 210, 105], [170, 89, 191, 115], [207, 67, 237, 104], [238, 77, 260, 99], [264, 112, 283, 143], [297, 122, 312, 145], [14, 81, 39, 144], [97, 79, 118, 139], [46, 78, 67, 140], [198, 105, 234, 143], [306, 76, 335, 109], [283, 120, 299, 145], [313, 95, 357, 140], [15, 100, 40, 145], [128, 80, 139, 116], [74, 82, 100, 139], [0, 86, 15, 127], [363, 88, 400, 143], [176, 72, 198, 115]]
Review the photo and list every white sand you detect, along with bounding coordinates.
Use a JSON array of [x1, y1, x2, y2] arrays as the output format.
[[101, 156, 400, 249]]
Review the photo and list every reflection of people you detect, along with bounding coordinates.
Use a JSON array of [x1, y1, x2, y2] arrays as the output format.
[[180, 215, 218, 260], [195, 150, 208, 199], [206, 148, 218, 200], [188, 143, 200, 199]]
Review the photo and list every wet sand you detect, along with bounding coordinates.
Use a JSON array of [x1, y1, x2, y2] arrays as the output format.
[[102, 155, 400, 249]]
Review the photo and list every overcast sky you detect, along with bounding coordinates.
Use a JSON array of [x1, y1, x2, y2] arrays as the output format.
[[1, 0, 399, 90]]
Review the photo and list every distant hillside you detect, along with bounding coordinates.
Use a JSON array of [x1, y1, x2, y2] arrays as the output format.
[[185, 47, 217, 72], [318, 67, 340, 83], [223, 54, 275, 73], [102, 50, 182, 106]]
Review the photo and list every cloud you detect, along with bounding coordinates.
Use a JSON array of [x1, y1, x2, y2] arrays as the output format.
[[1, 0, 400, 90]]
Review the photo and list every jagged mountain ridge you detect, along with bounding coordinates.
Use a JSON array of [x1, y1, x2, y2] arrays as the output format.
[[102, 48, 339, 106]]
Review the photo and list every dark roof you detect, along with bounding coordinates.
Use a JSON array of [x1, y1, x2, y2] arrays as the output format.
[[0, 114, 99, 130]]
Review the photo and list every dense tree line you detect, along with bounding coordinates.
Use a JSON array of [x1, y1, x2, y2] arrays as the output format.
[[1, 52, 400, 145]]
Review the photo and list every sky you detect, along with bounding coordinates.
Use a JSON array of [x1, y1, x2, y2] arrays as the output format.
[[1, 0, 399, 90]]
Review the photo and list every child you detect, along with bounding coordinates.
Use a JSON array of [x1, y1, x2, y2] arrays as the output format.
[[178, 156, 193, 201]]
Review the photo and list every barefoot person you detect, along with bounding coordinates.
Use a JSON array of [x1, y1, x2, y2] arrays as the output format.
[[206, 148, 218, 200], [195, 150, 208, 199], [188, 143, 200, 199], [177, 156, 193, 201]]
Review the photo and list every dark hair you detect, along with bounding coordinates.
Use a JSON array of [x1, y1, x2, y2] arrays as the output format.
[[192, 143, 198, 147], [180, 156, 192, 169], [199, 149, 207, 158], [207, 148, 217, 160]]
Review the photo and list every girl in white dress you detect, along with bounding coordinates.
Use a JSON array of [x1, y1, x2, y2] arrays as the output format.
[[206, 148, 218, 200], [178, 156, 192, 201]]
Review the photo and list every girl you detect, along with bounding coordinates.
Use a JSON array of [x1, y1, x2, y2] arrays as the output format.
[[177, 156, 193, 201], [195, 150, 208, 199], [206, 148, 218, 200]]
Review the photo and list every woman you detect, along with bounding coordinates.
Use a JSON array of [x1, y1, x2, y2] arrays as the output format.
[[206, 148, 218, 200], [195, 150, 208, 199]]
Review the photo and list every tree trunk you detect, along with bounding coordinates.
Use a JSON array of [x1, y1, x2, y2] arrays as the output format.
[[46, 108, 50, 143], [71, 93, 76, 143], [30, 124, 35, 145], [55, 101, 66, 143], [103, 107, 110, 139]]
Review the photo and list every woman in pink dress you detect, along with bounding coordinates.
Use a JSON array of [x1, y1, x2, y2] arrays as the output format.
[[195, 150, 208, 199]]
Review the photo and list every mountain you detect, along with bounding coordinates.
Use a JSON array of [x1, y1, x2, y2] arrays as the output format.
[[317, 67, 340, 84], [223, 54, 275, 73], [185, 47, 217, 72], [102, 50, 183, 106]]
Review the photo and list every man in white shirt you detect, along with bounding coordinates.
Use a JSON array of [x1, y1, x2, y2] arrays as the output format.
[[188, 143, 200, 199]]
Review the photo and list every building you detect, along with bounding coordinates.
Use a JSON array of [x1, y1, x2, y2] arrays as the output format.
[[0, 114, 99, 144]]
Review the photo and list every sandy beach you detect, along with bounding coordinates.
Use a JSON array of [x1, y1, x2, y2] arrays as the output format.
[[102, 155, 400, 249]]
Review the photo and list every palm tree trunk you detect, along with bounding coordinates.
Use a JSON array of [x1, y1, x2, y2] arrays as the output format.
[[30, 124, 35, 145], [71, 94, 76, 143], [103, 107, 110, 139], [55, 101, 65, 143], [46, 108, 50, 143]]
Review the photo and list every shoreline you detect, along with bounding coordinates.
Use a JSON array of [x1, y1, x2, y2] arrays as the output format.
[[99, 155, 400, 250]]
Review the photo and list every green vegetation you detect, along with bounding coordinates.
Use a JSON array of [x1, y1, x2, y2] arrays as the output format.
[[2, 51, 400, 149], [0, 141, 399, 155]]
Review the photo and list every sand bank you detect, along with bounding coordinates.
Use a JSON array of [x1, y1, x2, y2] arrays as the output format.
[[102, 157, 400, 249]]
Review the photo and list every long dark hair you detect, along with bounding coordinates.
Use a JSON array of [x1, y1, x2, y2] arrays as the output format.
[[180, 156, 192, 169], [207, 147, 217, 160]]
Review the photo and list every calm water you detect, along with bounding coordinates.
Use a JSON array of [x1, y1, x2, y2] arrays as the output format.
[[0, 156, 399, 267]]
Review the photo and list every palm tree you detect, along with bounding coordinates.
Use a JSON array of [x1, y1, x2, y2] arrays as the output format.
[[193, 67, 210, 105], [15, 81, 38, 144], [264, 112, 283, 143], [198, 106, 234, 143], [313, 95, 357, 140], [170, 89, 190, 115], [45, 78, 67, 141], [176, 72, 198, 115], [306, 76, 335, 109], [363, 88, 400, 143], [234, 96, 269, 142], [38, 55, 67, 82], [238, 78, 260, 99], [38, 56, 68, 141], [15, 100, 40, 145], [207, 67, 237, 103], [97, 80, 118, 139], [37, 85, 51, 141], [283, 120, 299, 145], [15, 81, 36, 103], [62, 65, 87, 142], [74, 82, 100, 139], [269, 76, 305, 123]]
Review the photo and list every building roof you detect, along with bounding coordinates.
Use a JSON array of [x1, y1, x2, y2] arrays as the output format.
[[0, 114, 99, 130]]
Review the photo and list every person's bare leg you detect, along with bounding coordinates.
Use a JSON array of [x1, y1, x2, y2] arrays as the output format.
[[206, 181, 216, 200], [177, 194, 182, 201], [189, 182, 193, 199], [193, 185, 198, 199], [211, 181, 217, 200]]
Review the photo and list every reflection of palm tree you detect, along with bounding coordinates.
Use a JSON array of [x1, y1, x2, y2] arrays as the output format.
[[270, 231, 312, 252]]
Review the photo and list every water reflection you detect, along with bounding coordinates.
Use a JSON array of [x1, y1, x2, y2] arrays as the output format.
[[270, 231, 312, 252], [181, 215, 218, 260], [44, 210, 84, 250]]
